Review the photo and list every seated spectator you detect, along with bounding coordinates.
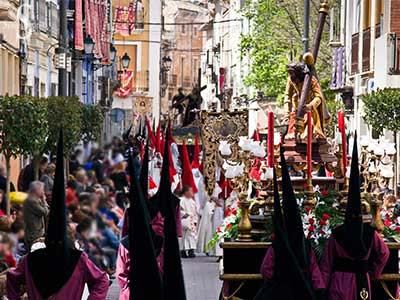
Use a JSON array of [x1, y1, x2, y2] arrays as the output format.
[[9, 221, 26, 262]]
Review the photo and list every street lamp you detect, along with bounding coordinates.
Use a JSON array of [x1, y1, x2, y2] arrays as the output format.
[[84, 35, 95, 105], [84, 35, 95, 55], [121, 52, 131, 70], [110, 44, 117, 62], [162, 56, 172, 71]]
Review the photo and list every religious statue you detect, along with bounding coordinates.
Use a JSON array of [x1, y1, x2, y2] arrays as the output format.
[[283, 62, 329, 139], [172, 87, 187, 127], [183, 87, 203, 126]]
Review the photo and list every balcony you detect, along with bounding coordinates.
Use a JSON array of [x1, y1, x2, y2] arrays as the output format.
[[351, 33, 359, 74], [362, 28, 371, 72], [132, 70, 149, 93], [0, 0, 18, 21]]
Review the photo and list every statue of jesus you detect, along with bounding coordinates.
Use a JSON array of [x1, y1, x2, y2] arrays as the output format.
[[283, 62, 328, 139]]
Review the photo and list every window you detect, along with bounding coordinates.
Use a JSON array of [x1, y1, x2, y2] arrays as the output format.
[[354, 0, 361, 34], [362, 0, 371, 30], [46, 2, 51, 30], [329, 2, 342, 45]]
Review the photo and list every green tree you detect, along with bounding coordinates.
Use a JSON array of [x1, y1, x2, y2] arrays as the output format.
[[362, 89, 400, 135], [81, 104, 105, 144], [240, 0, 333, 101], [0, 96, 47, 214], [15, 96, 49, 180], [46, 96, 83, 155]]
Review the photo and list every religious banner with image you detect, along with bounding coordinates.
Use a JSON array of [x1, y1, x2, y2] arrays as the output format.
[[115, 71, 134, 98], [133, 96, 152, 117]]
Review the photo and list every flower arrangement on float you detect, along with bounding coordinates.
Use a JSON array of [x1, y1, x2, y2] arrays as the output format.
[[207, 188, 400, 253], [207, 207, 240, 250]]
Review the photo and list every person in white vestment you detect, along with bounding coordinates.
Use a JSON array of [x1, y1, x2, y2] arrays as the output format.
[[196, 197, 215, 255], [179, 186, 198, 258]]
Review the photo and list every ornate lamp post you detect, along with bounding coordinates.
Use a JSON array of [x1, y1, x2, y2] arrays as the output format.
[[84, 35, 95, 104], [121, 52, 131, 70]]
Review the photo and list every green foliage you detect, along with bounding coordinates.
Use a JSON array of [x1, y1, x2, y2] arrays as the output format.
[[362, 88, 400, 135], [81, 105, 104, 144], [240, 0, 333, 101], [46, 96, 83, 155]]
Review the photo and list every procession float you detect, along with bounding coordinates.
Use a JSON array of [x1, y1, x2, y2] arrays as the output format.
[[168, 1, 400, 299]]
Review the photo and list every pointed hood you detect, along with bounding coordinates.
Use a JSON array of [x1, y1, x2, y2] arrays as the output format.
[[127, 151, 163, 300], [123, 125, 133, 143], [140, 141, 150, 199], [191, 135, 201, 169], [259, 165, 316, 300], [160, 124, 187, 300], [280, 148, 309, 270], [46, 130, 67, 248], [146, 117, 157, 149], [334, 132, 374, 258], [252, 129, 260, 142], [155, 123, 162, 153], [180, 141, 198, 193], [28, 130, 81, 298]]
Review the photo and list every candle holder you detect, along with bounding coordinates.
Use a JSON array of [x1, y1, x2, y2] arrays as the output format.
[[219, 137, 267, 242]]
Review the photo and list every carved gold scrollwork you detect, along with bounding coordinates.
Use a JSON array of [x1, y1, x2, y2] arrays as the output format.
[[201, 110, 249, 195]]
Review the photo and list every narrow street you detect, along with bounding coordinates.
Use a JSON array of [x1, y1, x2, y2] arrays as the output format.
[[107, 255, 221, 299]]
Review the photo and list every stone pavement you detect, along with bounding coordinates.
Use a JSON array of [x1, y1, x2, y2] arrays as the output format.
[[106, 255, 221, 300]]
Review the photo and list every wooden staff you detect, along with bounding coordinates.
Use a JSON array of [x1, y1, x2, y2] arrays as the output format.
[[296, 2, 329, 130]]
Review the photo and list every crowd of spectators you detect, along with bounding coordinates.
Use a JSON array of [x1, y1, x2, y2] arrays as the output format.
[[0, 136, 134, 295]]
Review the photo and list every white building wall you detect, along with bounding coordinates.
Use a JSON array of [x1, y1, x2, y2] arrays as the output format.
[[149, 0, 161, 124]]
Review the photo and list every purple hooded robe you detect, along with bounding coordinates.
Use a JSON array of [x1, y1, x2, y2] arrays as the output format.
[[319, 231, 389, 300], [6, 252, 109, 300]]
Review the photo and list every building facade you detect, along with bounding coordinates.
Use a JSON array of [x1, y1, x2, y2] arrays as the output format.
[[330, 0, 400, 189], [111, 0, 161, 135], [161, 1, 208, 117], [0, 0, 21, 184]]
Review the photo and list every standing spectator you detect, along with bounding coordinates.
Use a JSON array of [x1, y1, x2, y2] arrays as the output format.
[[18, 157, 48, 192], [92, 152, 106, 184], [110, 153, 129, 208], [0, 190, 7, 216], [0, 164, 15, 193], [69, 149, 83, 176], [23, 181, 49, 251], [179, 186, 198, 258], [40, 163, 56, 200]]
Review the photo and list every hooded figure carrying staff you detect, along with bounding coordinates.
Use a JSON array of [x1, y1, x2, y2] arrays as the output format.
[[319, 134, 389, 300], [7, 131, 109, 300], [255, 149, 325, 300]]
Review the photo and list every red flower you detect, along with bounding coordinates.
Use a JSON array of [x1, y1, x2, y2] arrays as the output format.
[[308, 225, 315, 232], [226, 223, 232, 230], [395, 227, 400, 233], [304, 207, 311, 214], [320, 229, 326, 235], [319, 219, 327, 226], [320, 189, 329, 197], [322, 213, 330, 221], [384, 219, 392, 227], [308, 218, 315, 225], [217, 227, 222, 233]]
